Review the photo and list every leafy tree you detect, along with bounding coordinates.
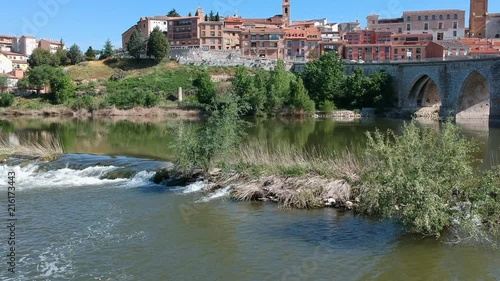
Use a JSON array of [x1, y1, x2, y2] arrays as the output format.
[[289, 77, 315, 114], [84, 46, 97, 61], [54, 47, 69, 66], [232, 66, 255, 111], [27, 48, 55, 68], [0, 75, 8, 93], [50, 68, 75, 104], [101, 39, 114, 60], [167, 9, 181, 17], [0, 92, 14, 107], [26, 65, 56, 93], [301, 51, 346, 105], [146, 27, 170, 62], [193, 71, 216, 105], [67, 43, 83, 65], [266, 60, 292, 114], [127, 30, 146, 60]]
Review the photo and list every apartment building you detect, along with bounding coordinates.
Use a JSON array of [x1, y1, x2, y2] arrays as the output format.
[[366, 15, 404, 34], [319, 41, 344, 57], [284, 28, 321, 60], [241, 28, 285, 59], [0, 53, 13, 74], [402, 10, 466, 40], [0, 35, 14, 52], [167, 16, 202, 48], [122, 16, 170, 48], [12, 36, 37, 56], [222, 28, 242, 49], [200, 21, 224, 50], [38, 39, 64, 53], [391, 33, 433, 61], [426, 41, 471, 58]]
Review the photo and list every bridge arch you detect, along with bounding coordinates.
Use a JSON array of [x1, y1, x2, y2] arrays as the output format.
[[456, 71, 490, 120], [408, 74, 442, 108]]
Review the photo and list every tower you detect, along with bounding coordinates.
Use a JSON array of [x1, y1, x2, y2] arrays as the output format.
[[282, 0, 290, 27], [469, 0, 488, 38]]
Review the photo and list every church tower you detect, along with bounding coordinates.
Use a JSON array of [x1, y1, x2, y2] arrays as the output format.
[[282, 0, 290, 27], [469, 0, 488, 38]]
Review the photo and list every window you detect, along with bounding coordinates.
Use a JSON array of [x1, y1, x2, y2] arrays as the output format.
[[210, 31, 215, 36], [301, 41, 305, 47], [496, 34, 500, 39], [406, 16, 411, 22], [251, 35, 256, 40], [394, 48, 398, 54], [406, 23, 411, 31], [446, 14, 451, 20], [202, 31, 206, 36], [418, 16, 422, 21], [453, 21, 458, 29], [454, 14, 458, 20], [438, 22, 443, 29], [398, 28, 402, 33], [453, 31, 457, 37], [287, 41, 292, 47], [439, 15, 443, 20], [210, 25, 215, 30], [432, 15, 436, 20], [424, 23, 429, 30], [425, 15, 429, 21], [259, 35, 265, 40]]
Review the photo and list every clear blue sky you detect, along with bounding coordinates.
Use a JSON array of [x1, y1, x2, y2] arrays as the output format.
[[1, 0, 498, 50]]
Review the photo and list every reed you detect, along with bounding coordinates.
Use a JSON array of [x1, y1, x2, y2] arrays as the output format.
[[0, 135, 64, 160]]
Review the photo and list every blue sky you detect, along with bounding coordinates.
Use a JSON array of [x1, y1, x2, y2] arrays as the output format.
[[1, 0, 499, 50]]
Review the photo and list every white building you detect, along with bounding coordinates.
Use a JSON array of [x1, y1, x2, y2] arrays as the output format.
[[12, 36, 38, 56], [0, 53, 13, 74]]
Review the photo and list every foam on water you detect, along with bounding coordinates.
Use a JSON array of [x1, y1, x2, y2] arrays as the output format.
[[183, 181, 206, 194], [198, 185, 233, 202], [0, 163, 156, 191]]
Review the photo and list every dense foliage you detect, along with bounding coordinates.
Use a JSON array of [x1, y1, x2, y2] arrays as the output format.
[[301, 52, 396, 110], [166, 9, 181, 17], [193, 71, 217, 106], [105, 88, 159, 109], [22, 65, 74, 103], [127, 30, 146, 60], [101, 39, 114, 60], [0, 93, 14, 107], [358, 122, 499, 239], [85, 46, 98, 61], [147, 27, 170, 62], [67, 44, 83, 65]]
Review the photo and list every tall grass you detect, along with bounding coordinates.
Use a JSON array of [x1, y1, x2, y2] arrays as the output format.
[[0, 135, 63, 160]]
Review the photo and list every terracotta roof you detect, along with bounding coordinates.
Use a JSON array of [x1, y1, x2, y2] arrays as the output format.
[[0, 51, 25, 57], [0, 35, 14, 39], [40, 39, 62, 45]]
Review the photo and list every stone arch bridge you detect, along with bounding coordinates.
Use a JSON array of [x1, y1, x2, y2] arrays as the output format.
[[343, 58, 500, 121]]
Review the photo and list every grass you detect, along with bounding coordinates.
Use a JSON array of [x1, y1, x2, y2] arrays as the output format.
[[0, 134, 63, 160]]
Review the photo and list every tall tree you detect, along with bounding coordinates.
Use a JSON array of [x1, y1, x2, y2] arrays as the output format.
[[84, 46, 97, 61], [195, 10, 199, 16], [167, 9, 180, 17], [147, 27, 170, 62], [27, 48, 54, 68], [187, 12, 192, 17], [54, 47, 69, 66], [289, 77, 315, 114], [67, 43, 83, 65], [215, 12, 220, 21], [204, 14, 208, 22], [101, 39, 114, 59], [208, 10, 215, 21], [127, 30, 146, 60], [193, 71, 216, 105]]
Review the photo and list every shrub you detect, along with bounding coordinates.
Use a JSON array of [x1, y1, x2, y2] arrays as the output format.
[[358, 122, 479, 238], [319, 100, 336, 114], [0, 93, 15, 107], [105, 88, 159, 109], [68, 95, 95, 111]]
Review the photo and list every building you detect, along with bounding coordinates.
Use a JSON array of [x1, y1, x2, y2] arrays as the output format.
[[426, 41, 471, 59], [319, 41, 344, 57], [366, 15, 404, 34], [391, 33, 433, 61], [200, 21, 224, 50], [241, 28, 285, 59], [319, 23, 342, 42], [0, 53, 13, 74], [460, 38, 500, 55], [122, 16, 170, 48], [469, 0, 488, 38], [0, 35, 14, 52], [38, 39, 64, 53], [167, 15, 202, 48], [284, 27, 321, 60], [222, 28, 242, 49], [12, 36, 37, 56], [486, 13, 500, 38], [339, 21, 362, 33], [282, 0, 291, 27], [402, 10, 466, 40]]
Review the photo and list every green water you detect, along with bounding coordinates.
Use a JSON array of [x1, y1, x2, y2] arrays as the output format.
[[0, 117, 498, 280]]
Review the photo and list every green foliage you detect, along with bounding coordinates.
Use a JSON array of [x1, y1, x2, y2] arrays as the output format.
[[101, 39, 114, 60], [470, 167, 500, 237], [147, 27, 170, 62], [301, 51, 345, 105], [105, 88, 159, 109], [54, 47, 69, 66], [0, 76, 8, 93], [289, 77, 315, 114], [50, 68, 75, 104], [67, 44, 83, 65], [28, 48, 55, 68], [359, 122, 479, 237], [26, 65, 56, 93], [85, 46, 97, 61], [172, 95, 245, 172], [0, 93, 15, 107], [319, 100, 336, 114], [167, 9, 181, 17], [266, 60, 292, 115], [67, 94, 95, 111], [127, 30, 146, 60], [193, 71, 216, 106]]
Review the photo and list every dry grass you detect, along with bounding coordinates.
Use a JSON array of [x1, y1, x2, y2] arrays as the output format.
[[66, 60, 116, 81], [0, 135, 64, 160]]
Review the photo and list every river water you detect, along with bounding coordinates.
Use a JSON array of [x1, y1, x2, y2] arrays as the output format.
[[0, 117, 499, 280]]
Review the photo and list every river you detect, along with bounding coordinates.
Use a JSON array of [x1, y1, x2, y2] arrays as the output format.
[[0, 117, 499, 280]]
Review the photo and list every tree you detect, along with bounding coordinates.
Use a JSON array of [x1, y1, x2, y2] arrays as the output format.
[[67, 43, 83, 65], [204, 14, 208, 22], [27, 48, 54, 68], [101, 39, 114, 60], [193, 71, 217, 105], [26, 65, 56, 94], [167, 9, 180, 17], [208, 10, 215, 21], [146, 27, 170, 62], [127, 30, 146, 60], [85, 46, 97, 61], [266, 60, 292, 114], [215, 12, 220, 22], [0, 75, 8, 93], [301, 51, 346, 106], [195, 10, 199, 16], [50, 68, 75, 104], [289, 77, 315, 114], [188, 12, 192, 17], [54, 47, 69, 66]]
